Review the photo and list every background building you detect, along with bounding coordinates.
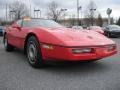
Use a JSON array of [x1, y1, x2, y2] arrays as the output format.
[[58, 17, 114, 27]]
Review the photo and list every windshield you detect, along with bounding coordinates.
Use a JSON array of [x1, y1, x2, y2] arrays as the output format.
[[90, 26, 101, 29], [23, 19, 63, 28], [72, 26, 83, 29], [109, 25, 120, 30]]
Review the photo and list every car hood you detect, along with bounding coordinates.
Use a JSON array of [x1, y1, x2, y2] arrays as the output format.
[[35, 27, 115, 47], [92, 29, 104, 34], [110, 29, 120, 32]]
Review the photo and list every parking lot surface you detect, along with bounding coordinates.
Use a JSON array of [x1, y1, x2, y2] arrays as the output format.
[[0, 37, 120, 90]]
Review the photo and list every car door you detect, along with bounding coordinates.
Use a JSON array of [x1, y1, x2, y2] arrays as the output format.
[[8, 20, 28, 49], [7, 21, 22, 47]]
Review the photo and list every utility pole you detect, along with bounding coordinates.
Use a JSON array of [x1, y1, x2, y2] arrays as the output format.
[[81, 7, 82, 25], [34, 8, 35, 18], [40, 10, 41, 18], [77, 0, 79, 26], [61, 9, 67, 26], [6, 4, 8, 22], [34, 8, 41, 18], [90, 8, 96, 26], [79, 6, 82, 25], [10, 11, 16, 21], [29, 0, 31, 17], [29, 4, 31, 17], [77, 0, 82, 26], [107, 8, 112, 25]]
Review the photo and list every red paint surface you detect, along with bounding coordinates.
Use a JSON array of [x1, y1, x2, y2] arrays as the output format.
[[5, 22, 117, 61]]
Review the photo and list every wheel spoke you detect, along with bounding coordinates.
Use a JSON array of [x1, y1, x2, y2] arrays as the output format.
[[27, 42, 37, 64], [26, 37, 43, 67]]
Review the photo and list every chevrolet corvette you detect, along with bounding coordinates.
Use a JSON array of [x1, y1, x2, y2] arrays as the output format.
[[3, 18, 117, 68]]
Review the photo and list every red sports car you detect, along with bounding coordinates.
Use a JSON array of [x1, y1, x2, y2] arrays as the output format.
[[4, 18, 117, 68]]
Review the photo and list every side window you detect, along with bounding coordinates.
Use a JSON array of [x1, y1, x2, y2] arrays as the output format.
[[16, 20, 22, 26]]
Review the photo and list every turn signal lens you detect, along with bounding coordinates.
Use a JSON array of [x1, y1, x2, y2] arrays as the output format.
[[42, 44, 54, 50]]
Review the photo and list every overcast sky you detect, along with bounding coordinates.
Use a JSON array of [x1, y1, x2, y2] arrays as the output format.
[[0, 0, 120, 20]]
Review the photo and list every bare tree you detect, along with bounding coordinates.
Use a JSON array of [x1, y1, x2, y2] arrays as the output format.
[[9, 1, 29, 20], [116, 17, 120, 26], [97, 14, 103, 27], [84, 1, 98, 26], [47, 1, 64, 22]]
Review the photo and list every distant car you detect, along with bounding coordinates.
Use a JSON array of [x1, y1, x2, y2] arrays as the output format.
[[72, 26, 83, 30], [4, 18, 117, 68], [0, 26, 4, 36], [104, 25, 120, 38], [88, 26, 104, 35]]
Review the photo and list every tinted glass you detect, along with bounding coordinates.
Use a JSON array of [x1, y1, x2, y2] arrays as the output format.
[[17, 20, 22, 26], [109, 25, 120, 30], [72, 26, 83, 29], [90, 26, 101, 29], [22, 19, 63, 28]]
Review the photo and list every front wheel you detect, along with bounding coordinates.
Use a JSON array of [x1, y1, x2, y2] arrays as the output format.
[[26, 36, 44, 68]]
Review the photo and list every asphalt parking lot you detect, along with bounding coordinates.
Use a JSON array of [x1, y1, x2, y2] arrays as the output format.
[[0, 37, 120, 90]]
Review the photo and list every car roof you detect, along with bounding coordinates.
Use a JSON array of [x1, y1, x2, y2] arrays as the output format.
[[19, 18, 52, 21], [108, 25, 119, 27]]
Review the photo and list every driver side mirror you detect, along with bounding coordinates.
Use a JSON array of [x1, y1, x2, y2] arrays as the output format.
[[12, 24, 21, 30]]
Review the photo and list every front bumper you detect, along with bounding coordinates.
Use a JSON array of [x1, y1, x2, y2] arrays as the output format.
[[109, 31, 120, 37], [41, 44, 117, 61]]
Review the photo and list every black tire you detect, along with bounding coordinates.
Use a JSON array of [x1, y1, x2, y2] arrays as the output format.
[[3, 34, 14, 52], [26, 36, 44, 68]]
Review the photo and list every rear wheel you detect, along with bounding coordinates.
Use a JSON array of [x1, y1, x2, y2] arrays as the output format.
[[4, 34, 14, 52], [26, 36, 44, 68]]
